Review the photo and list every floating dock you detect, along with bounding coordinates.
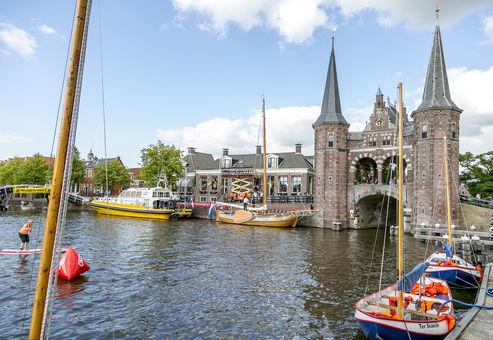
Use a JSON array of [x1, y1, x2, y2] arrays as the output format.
[[445, 263, 493, 339]]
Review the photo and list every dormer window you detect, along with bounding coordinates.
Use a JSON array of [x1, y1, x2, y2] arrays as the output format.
[[327, 133, 335, 148], [267, 155, 278, 168], [219, 156, 232, 169]]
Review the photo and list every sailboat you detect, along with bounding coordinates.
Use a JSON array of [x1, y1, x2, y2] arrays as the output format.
[[215, 98, 299, 228], [354, 83, 456, 339], [424, 136, 482, 288]]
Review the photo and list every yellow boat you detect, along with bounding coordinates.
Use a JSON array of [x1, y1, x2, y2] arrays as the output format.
[[216, 209, 298, 228], [89, 187, 192, 220]]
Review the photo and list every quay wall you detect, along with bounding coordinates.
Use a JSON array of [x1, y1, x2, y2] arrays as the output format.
[[459, 204, 493, 232]]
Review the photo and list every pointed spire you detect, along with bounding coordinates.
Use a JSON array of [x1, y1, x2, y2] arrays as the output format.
[[314, 36, 348, 126], [415, 25, 460, 112]]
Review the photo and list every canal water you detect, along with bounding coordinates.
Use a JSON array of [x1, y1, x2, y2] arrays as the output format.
[[0, 211, 475, 339]]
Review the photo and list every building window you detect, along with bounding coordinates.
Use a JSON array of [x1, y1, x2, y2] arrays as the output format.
[[327, 133, 335, 148], [220, 158, 231, 168], [210, 197, 217, 202], [210, 177, 218, 191], [368, 136, 376, 147], [279, 176, 288, 193], [200, 177, 207, 191], [422, 125, 428, 139], [382, 135, 392, 146], [292, 176, 302, 193], [199, 196, 207, 202], [267, 156, 278, 168]]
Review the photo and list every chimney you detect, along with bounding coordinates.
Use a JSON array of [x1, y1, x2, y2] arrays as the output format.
[[187, 147, 196, 155], [256, 145, 262, 155], [222, 148, 229, 156], [295, 143, 302, 154]]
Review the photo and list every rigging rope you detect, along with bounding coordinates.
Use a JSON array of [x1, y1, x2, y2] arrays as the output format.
[[97, 0, 116, 337]]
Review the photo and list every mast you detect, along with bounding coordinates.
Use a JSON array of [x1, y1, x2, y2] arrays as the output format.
[[262, 96, 267, 206], [443, 136, 453, 252], [397, 82, 404, 319], [29, 0, 91, 338]]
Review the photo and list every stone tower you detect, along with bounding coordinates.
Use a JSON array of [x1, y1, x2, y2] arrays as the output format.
[[313, 38, 350, 230], [411, 24, 462, 228]]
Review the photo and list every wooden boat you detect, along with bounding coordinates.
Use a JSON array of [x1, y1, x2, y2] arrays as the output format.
[[89, 186, 191, 220], [423, 136, 483, 288], [355, 272, 455, 339], [216, 209, 298, 227], [215, 97, 299, 228], [354, 83, 456, 339]]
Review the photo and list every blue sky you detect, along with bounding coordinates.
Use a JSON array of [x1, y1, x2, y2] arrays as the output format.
[[1, 0, 493, 167]]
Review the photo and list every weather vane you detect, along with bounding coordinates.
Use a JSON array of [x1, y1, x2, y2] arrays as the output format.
[[435, 0, 441, 22]]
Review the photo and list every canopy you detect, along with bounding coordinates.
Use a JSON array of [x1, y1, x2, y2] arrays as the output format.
[[397, 262, 430, 293]]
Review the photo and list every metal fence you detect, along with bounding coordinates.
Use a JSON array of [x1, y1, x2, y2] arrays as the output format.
[[459, 194, 493, 209], [267, 195, 314, 204]]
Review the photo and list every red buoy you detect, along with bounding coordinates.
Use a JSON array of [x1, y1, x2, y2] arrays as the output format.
[[57, 246, 90, 281]]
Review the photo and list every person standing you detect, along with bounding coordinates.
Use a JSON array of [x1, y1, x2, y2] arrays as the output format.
[[243, 197, 249, 211], [19, 219, 33, 251]]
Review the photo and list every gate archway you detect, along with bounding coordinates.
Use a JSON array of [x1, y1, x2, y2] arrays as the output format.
[[356, 194, 398, 228]]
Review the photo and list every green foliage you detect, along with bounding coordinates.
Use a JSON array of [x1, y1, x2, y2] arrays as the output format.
[[0, 158, 23, 185], [93, 159, 131, 192], [460, 151, 493, 198], [71, 147, 86, 185], [140, 141, 184, 188], [0, 154, 49, 185]]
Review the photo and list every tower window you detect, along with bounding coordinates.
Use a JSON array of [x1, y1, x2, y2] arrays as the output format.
[[369, 136, 377, 147], [422, 125, 428, 139], [327, 133, 335, 148]]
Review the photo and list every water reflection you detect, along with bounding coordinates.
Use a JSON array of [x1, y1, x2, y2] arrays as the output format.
[[0, 211, 476, 339]]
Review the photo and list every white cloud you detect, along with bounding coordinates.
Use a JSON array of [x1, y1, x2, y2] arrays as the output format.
[[483, 16, 493, 43], [171, 0, 331, 44], [0, 132, 31, 144], [447, 66, 493, 154], [157, 104, 374, 156], [38, 24, 56, 35], [0, 22, 36, 56], [333, 0, 493, 29], [171, 1, 493, 43]]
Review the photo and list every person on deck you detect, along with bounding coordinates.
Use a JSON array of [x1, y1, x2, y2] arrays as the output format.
[[243, 197, 249, 211], [19, 219, 33, 251]]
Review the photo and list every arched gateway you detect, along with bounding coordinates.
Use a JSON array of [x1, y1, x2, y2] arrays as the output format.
[[313, 23, 461, 230]]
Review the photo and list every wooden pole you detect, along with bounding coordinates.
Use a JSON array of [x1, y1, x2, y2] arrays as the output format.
[[397, 82, 404, 319], [29, 0, 90, 338], [443, 136, 453, 252], [262, 96, 268, 206]]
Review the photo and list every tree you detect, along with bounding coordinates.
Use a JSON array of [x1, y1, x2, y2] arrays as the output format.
[[15, 153, 50, 185], [93, 159, 131, 193], [71, 147, 86, 186], [140, 141, 184, 188], [0, 158, 23, 185], [460, 151, 493, 198]]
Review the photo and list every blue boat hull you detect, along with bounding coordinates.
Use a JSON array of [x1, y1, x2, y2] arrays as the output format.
[[427, 269, 481, 288], [357, 319, 448, 340]]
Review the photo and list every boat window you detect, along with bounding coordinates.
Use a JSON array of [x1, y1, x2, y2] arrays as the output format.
[[136, 191, 142, 198], [153, 192, 158, 197], [158, 192, 164, 197], [164, 192, 170, 197]]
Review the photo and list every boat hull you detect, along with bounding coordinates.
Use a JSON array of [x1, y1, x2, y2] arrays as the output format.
[[89, 201, 174, 220], [356, 313, 451, 340], [426, 267, 481, 289], [216, 211, 298, 227]]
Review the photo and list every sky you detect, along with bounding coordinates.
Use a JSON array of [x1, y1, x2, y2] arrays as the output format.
[[1, 0, 493, 167]]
